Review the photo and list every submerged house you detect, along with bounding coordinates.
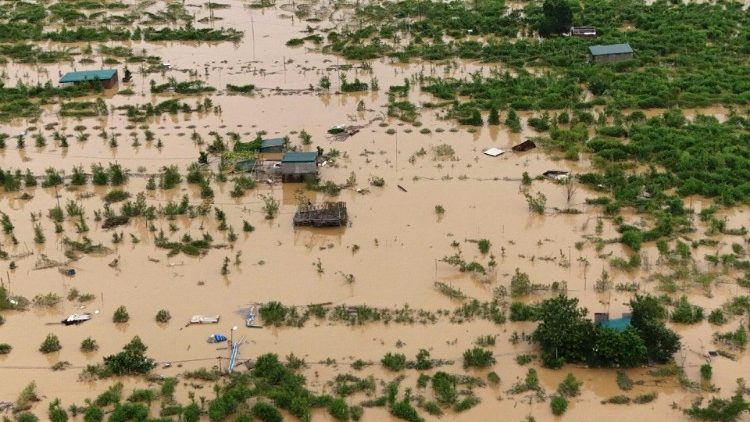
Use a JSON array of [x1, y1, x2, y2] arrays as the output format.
[[595, 312, 632, 331], [60, 69, 119, 88], [281, 151, 319, 182], [589, 43, 633, 63], [259, 138, 286, 154]]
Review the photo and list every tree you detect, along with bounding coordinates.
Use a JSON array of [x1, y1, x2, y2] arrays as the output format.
[[488, 106, 500, 125], [102, 336, 156, 375], [590, 326, 647, 367], [533, 295, 594, 368], [538, 0, 573, 37], [630, 295, 681, 363]]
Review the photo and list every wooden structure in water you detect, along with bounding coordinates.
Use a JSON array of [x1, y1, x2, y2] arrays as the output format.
[[293, 202, 348, 227]]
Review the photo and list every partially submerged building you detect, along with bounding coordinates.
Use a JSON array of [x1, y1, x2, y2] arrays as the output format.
[[294, 202, 348, 227], [595, 312, 632, 331], [259, 138, 286, 154], [281, 151, 319, 182], [60, 69, 119, 88], [570, 26, 597, 38], [589, 43, 633, 63]]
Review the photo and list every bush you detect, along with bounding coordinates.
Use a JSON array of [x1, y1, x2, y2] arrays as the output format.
[[463, 347, 495, 368], [700, 364, 712, 381], [40, 334, 62, 353], [670, 296, 704, 324], [381, 352, 407, 371], [551, 395, 568, 415], [487, 371, 501, 385], [327, 398, 350, 420], [708, 309, 726, 325], [81, 337, 98, 352], [0, 343, 11, 354], [102, 336, 156, 375], [432, 371, 457, 405], [557, 374, 582, 397], [113, 306, 129, 323], [155, 309, 171, 323], [251, 402, 283, 422]]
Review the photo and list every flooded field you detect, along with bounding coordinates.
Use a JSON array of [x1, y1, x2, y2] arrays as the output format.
[[1, 0, 749, 421]]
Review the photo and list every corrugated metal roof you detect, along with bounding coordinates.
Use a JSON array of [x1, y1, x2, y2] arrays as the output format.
[[60, 69, 117, 83], [282, 152, 318, 163], [588, 43, 633, 56], [261, 138, 286, 148], [599, 316, 631, 332]]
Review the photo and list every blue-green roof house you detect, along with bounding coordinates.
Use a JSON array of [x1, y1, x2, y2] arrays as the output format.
[[588, 43, 633, 63], [60, 69, 119, 88], [281, 151, 319, 182], [260, 138, 286, 153]]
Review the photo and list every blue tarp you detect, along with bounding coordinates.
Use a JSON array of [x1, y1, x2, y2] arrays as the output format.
[[208, 334, 227, 342]]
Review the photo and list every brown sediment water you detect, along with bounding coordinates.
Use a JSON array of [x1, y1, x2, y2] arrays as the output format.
[[0, 1, 749, 421]]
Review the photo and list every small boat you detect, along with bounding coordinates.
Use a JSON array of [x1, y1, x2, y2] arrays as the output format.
[[190, 315, 220, 324], [207, 334, 227, 343], [62, 313, 91, 326], [245, 306, 256, 328]]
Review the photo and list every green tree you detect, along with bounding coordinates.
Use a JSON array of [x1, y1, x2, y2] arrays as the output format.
[[488, 106, 500, 125], [590, 326, 647, 367], [102, 336, 156, 375], [538, 0, 573, 37], [630, 295, 681, 363], [533, 295, 594, 368]]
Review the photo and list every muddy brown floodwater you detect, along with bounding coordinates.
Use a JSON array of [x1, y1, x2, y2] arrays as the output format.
[[0, 1, 749, 421]]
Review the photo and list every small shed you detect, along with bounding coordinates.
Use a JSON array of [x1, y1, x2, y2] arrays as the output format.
[[281, 151, 318, 182], [60, 69, 119, 88], [570, 26, 597, 38], [589, 44, 633, 63], [596, 313, 632, 332], [260, 138, 286, 153]]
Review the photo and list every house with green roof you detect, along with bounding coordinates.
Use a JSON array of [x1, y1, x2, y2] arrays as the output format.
[[588, 43, 633, 63], [281, 151, 319, 182], [60, 69, 119, 88]]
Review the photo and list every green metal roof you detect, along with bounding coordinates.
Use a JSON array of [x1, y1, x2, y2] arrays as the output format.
[[588, 43, 633, 56], [261, 138, 286, 149], [282, 152, 318, 163], [60, 69, 117, 83], [599, 316, 632, 332]]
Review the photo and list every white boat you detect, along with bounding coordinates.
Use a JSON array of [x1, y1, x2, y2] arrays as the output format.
[[62, 313, 92, 326], [190, 314, 220, 324]]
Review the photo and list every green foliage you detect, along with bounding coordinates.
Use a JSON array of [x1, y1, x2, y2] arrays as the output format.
[[590, 327, 647, 368], [557, 374, 582, 397], [630, 294, 681, 363], [671, 296, 704, 324], [112, 305, 129, 323], [80, 337, 98, 352], [708, 309, 727, 325], [381, 352, 407, 371], [700, 364, 712, 381], [250, 402, 284, 422], [533, 295, 594, 368], [155, 309, 171, 323], [432, 371, 457, 405], [462, 347, 495, 368], [40, 333, 62, 353], [684, 394, 750, 421], [510, 268, 533, 296], [538, 0, 573, 37], [550, 395, 568, 416], [0, 343, 11, 354], [102, 336, 156, 375], [48, 398, 68, 422]]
